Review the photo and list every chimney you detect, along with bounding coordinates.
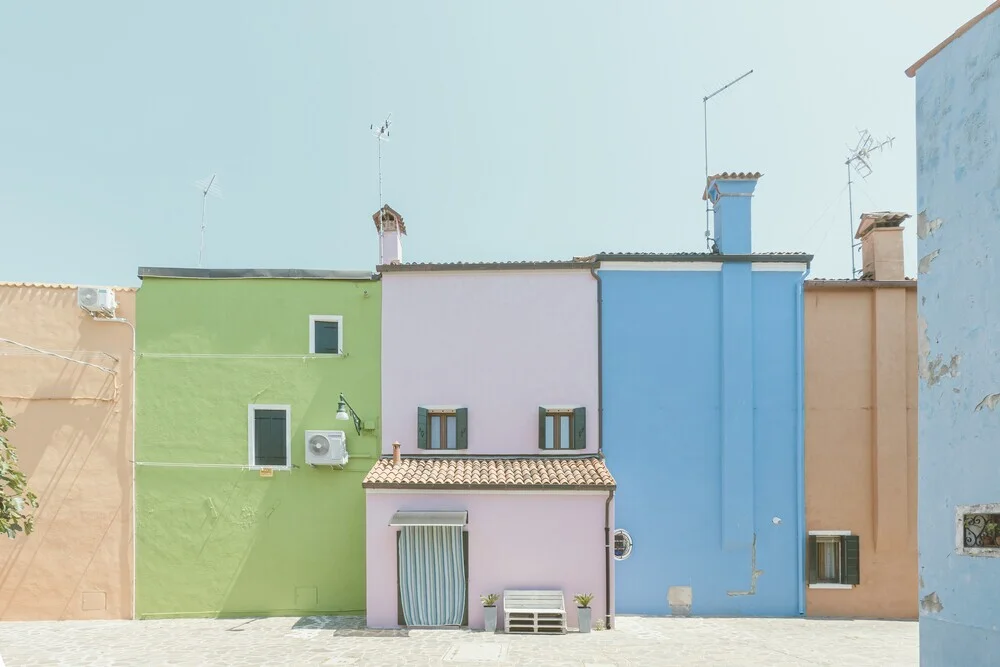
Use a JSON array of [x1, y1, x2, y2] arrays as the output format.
[[392, 441, 401, 466], [373, 205, 406, 265], [855, 212, 909, 281], [703, 172, 763, 255]]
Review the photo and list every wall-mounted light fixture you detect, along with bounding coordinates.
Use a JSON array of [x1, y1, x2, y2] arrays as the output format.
[[336, 393, 364, 435]]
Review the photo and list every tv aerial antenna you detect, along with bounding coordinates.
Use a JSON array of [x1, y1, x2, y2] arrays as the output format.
[[703, 69, 754, 251], [195, 174, 223, 268], [371, 113, 392, 264], [844, 129, 894, 277]]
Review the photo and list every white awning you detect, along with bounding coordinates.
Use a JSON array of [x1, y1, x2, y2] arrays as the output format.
[[389, 511, 468, 527]]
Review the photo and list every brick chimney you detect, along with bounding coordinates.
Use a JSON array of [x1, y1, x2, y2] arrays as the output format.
[[392, 441, 401, 466], [855, 212, 910, 281], [373, 205, 406, 265], [703, 172, 763, 254]]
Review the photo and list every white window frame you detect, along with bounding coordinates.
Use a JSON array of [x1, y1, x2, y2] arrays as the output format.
[[309, 315, 343, 355], [248, 404, 292, 470], [955, 503, 1000, 557], [807, 530, 852, 589]]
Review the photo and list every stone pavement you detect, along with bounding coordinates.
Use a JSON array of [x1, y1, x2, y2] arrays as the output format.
[[0, 615, 916, 666]]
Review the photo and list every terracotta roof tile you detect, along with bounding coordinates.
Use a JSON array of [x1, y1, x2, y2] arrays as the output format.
[[0, 282, 137, 291], [362, 455, 616, 490], [855, 211, 910, 239], [707, 171, 763, 181]]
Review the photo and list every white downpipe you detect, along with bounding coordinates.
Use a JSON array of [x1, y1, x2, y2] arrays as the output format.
[[93, 316, 136, 620]]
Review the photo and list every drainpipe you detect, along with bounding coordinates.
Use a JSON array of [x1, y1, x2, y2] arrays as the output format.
[[590, 262, 611, 629], [604, 487, 614, 630], [795, 265, 810, 616], [93, 315, 136, 620]]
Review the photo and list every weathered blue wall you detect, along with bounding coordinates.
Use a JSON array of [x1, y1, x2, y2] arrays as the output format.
[[914, 10, 1000, 665], [602, 262, 804, 616]]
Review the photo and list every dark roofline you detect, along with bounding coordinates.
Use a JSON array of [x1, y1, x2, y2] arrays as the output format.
[[591, 252, 813, 264], [906, 1, 1000, 77], [806, 279, 916, 290], [138, 267, 378, 281], [377, 261, 592, 273]]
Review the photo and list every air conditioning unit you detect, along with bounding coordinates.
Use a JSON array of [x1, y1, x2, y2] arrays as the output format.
[[305, 430, 349, 467], [77, 286, 117, 317]]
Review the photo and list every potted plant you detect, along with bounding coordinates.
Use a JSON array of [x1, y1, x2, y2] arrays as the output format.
[[574, 593, 594, 633], [985, 521, 999, 546], [481, 593, 499, 632]]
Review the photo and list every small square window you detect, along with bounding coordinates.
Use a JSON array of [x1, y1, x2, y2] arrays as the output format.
[[962, 512, 1000, 549], [249, 405, 291, 468], [309, 316, 342, 354], [417, 407, 468, 450], [807, 532, 860, 587], [538, 406, 586, 450]]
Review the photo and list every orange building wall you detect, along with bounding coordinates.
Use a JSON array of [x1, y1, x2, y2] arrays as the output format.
[[0, 283, 134, 620], [804, 282, 917, 619]]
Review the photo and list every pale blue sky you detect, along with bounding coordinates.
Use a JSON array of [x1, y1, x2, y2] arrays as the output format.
[[0, 2, 982, 286]]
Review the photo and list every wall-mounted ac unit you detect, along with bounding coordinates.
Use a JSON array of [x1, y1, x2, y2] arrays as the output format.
[[77, 286, 117, 317], [305, 430, 349, 466]]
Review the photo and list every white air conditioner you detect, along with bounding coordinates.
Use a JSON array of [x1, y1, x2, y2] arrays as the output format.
[[77, 286, 117, 317], [305, 430, 349, 466]]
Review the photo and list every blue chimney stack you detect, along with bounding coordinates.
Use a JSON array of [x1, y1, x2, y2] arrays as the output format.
[[705, 172, 762, 255]]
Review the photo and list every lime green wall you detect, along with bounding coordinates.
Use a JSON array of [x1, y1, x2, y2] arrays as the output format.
[[135, 277, 380, 618]]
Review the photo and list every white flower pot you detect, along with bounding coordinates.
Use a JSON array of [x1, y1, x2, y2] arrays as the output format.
[[484, 605, 498, 632], [578, 607, 592, 633]]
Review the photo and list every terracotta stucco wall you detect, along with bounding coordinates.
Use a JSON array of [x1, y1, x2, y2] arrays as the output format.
[[804, 284, 917, 619], [0, 284, 134, 620]]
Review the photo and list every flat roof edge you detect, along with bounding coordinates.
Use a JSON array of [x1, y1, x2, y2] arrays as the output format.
[[377, 261, 594, 273], [594, 253, 813, 264], [806, 279, 916, 289], [138, 267, 378, 280]]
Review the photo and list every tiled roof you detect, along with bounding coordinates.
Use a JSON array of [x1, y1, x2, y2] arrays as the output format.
[[906, 1, 1000, 77], [362, 455, 616, 490], [0, 281, 137, 291], [377, 260, 591, 272], [707, 171, 763, 181], [855, 211, 911, 239]]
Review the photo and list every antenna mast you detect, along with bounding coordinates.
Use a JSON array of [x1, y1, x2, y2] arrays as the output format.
[[844, 129, 894, 277], [703, 69, 753, 250], [195, 174, 223, 268], [370, 113, 392, 265]]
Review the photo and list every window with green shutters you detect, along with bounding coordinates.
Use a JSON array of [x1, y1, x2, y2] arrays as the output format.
[[309, 315, 343, 354], [417, 407, 468, 450], [806, 533, 860, 587], [249, 405, 291, 468], [538, 406, 586, 450]]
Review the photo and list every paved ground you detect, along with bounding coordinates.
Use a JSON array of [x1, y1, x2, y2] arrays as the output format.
[[0, 615, 917, 666]]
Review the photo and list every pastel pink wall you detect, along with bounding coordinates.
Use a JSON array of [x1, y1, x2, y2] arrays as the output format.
[[381, 270, 599, 455], [366, 491, 613, 630]]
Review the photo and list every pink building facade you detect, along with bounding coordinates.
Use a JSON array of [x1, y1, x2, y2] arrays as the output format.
[[366, 225, 614, 632]]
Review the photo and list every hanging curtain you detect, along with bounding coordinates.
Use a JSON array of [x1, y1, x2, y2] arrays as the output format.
[[398, 525, 466, 626]]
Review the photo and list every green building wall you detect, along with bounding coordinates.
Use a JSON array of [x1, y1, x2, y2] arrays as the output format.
[[135, 273, 380, 618]]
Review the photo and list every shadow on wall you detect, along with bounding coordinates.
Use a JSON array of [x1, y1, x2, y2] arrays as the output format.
[[0, 287, 133, 620]]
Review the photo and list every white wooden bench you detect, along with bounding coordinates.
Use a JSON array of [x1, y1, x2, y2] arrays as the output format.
[[502, 589, 567, 634]]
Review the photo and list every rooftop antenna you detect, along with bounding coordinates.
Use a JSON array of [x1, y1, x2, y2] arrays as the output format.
[[195, 174, 223, 268], [703, 69, 754, 251], [845, 129, 894, 277], [370, 113, 391, 265]]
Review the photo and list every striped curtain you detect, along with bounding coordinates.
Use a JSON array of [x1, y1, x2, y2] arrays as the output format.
[[398, 525, 466, 626]]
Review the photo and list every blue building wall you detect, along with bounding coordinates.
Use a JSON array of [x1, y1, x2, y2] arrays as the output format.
[[602, 261, 805, 616], [913, 9, 1000, 665]]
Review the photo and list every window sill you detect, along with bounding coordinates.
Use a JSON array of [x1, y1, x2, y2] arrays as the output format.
[[808, 583, 853, 590], [306, 352, 344, 357], [249, 465, 292, 471]]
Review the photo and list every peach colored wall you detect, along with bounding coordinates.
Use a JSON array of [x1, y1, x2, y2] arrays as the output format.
[[0, 283, 134, 620], [804, 283, 917, 619]]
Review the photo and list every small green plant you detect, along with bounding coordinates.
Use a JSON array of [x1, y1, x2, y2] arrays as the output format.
[[0, 402, 37, 539], [986, 521, 999, 538], [573, 593, 594, 608], [480, 593, 499, 607], [595, 619, 606, 631]]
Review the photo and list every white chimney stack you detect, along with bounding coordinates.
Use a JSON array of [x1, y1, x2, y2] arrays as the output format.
[[855, 211, 910, 281], [373, 205, 406, 266]]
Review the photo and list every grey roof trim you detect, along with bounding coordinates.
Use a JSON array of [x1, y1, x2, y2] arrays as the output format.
[[389, 511, 468, 527], [138, 267, 378, 281], [592, 252, 813, 264], [377, 261, 593, 273], [806, 279, 916, 289]]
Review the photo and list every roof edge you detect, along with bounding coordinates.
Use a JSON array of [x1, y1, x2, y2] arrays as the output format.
[[138, 267, 378, 281], [362, 482, 617, 491], [806, 279, 916, 289], [0, 281, 138, 291], [377, 261, 594, 273], [593, 253, 813, 264], [906, 1, 1000, 77]]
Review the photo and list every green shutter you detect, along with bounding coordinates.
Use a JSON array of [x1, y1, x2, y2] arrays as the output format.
[[417, 407, 428, 449], [456, 408, 468, 450], [841, 535, 860, 585], [806, 535, 818, 584], [254, 409, 287, 466], [538, 407, 547, 449], [572, 407, 586, 449]]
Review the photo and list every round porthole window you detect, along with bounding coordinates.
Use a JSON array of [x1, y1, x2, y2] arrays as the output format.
[[613, 528, 633, 560]]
